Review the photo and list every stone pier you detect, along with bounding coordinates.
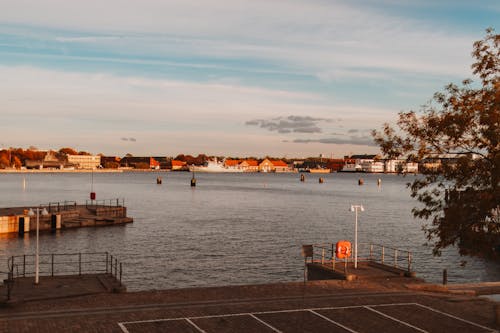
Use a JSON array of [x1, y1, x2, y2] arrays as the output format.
[[0, 202, 133, 234]]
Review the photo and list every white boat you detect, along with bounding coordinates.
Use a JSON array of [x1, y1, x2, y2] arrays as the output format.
[[189, 159, 243, 173], [340, 163, 362, 172]]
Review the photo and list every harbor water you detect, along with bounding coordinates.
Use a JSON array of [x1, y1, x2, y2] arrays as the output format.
[[0, 172, 498, 290]]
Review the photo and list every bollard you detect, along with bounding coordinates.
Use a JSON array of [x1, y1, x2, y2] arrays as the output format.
[[442, 269, 448, 285]]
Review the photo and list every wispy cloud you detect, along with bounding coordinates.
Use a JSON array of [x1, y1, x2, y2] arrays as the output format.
[[246, 116, 336, 134], [0, 0, 493, 156], [294, 135, 376, 146]]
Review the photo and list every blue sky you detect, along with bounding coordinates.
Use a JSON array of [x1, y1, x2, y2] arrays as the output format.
[[0, 1, 498, 157]]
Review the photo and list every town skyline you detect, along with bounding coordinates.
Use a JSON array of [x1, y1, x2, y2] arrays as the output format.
[[1, 1, 498, 157]]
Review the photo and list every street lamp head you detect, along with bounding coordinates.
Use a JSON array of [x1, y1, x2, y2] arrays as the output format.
[[350, 204, 365, 212], [27, 208, 35, 216], [41, 208, 49, 216]]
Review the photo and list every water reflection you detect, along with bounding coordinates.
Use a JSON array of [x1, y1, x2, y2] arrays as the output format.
[[0, 172, 498, 291]]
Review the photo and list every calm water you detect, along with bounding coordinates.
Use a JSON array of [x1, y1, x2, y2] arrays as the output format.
[[0, 172, 498, 290]]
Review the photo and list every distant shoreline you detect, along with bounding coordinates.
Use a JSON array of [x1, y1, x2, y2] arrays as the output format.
[[0, 169, 128, 173]]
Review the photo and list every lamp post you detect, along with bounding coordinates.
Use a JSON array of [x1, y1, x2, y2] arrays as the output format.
[[350, 204, 364, 269], [28, 207, 49, 285]]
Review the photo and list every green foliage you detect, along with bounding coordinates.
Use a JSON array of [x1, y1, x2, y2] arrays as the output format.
[[373, 29, 500, 259]]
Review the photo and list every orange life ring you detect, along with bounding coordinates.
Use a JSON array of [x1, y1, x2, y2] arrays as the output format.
[[336, 240, 351, 259]]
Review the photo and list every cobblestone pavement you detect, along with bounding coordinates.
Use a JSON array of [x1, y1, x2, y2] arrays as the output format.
[[0, 278, 498, 332]]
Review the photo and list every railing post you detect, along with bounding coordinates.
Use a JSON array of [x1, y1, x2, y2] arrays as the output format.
[[114, 258, 118, 277], [119, 263, 122, 285], [370, 244, 373, 261], [106, 252, 109, 273], [321, 248, 325, 264], [381, 246, 384, 264], [79, 253, 82, 275], [394, 249, 398, 268], [23, 255, 26, 277], [51, 254, 54, 276]]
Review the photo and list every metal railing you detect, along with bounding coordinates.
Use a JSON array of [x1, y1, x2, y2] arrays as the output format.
[[303, 243, 413, 273], [85, 198, 124, 208], [46, 201, 77, 213], [6, 252, 123, 285], [369, 243, 413, 273]]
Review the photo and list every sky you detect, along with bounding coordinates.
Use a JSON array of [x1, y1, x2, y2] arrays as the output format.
[[0, 1, 498, 158]]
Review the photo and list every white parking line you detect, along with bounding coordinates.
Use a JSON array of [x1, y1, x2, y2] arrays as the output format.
[[117, 322, 130, 333], [363, 306, 428, 333], [117, 302, 497, 333], [249, 314, 283, 333], [185, 318, 208, 333], [309, 309, 359, 333], [413, 303, 499, 333]]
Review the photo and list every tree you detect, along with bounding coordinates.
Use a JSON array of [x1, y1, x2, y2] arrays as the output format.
[[373, 29, 500, 259], [58, 147, 78, 156]]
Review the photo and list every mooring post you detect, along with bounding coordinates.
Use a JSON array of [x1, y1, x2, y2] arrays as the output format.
[[407, 252, 411, 272], [23, 255, 26, 277], [321, 248, 325, 264], [394, 249, 398, 268], [51, 254, 54, 277], [381, 246, 385, 264], [370, 244, 373, 261], [106, 252, 109, 273], [119, 263, 122, 285], [442, 269, 448, 285], [79, 253, 82, 275]]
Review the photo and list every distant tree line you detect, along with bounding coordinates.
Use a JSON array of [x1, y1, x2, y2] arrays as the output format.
[[0, 147, 92, 169]]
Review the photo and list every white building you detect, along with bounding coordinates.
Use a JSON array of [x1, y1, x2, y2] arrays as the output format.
[[361, 161, 384, 173], [67, 155, 101, 169], [385, 159, 419, 173]]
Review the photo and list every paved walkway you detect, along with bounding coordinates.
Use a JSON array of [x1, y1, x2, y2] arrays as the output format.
[[0, 276, 498, 332]]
